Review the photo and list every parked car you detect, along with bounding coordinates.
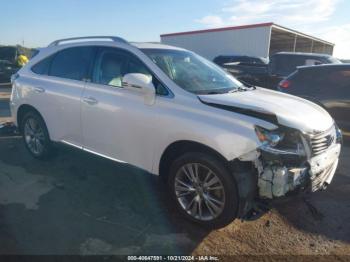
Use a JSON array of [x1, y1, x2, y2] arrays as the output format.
[[278, 64, 350, 132], [0, 46, 22, 83], [213, 55, 268, 66], [0, 60, 20, 83], [213, 55, 269, 87], [10, 36, 342, 228], [216, 52, 342, 89]]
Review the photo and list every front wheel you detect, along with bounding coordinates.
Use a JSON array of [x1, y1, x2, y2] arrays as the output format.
[[168, 152, 239, 228]]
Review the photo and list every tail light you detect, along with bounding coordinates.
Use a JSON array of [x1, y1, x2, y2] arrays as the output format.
[[279, 79, 292, 89]]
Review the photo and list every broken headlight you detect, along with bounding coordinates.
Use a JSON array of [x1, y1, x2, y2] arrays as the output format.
[[255, 126, 307, 159], [255, 126, 284, 147]]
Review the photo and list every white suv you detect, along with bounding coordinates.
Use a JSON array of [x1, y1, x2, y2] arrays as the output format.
[[10, 36, 342, 228]]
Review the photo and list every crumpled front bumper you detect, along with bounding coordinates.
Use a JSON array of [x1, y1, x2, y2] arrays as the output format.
[[309, 158, 338, 192], [256, 141, 341, 199], [308, 143, 341, 192]]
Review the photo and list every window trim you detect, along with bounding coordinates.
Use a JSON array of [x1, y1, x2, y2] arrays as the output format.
[[30, 45, 174, 98]]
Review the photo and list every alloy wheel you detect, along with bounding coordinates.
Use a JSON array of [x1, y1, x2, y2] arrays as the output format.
[[174, 163, 226, 221], [24, 117, 45, 155]]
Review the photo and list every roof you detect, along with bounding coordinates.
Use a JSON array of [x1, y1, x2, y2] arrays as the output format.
[[160, 22, 273, 37], [160, 22, 334, 46], [298, 64, 350, 70], [271, 24, 334, 46], [42, 39, 185, 54], [274, 52, 333, 57], [46, 36, 186, 51], [215, 54, 265, 59]]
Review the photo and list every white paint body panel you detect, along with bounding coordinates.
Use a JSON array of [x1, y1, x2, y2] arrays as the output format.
[[10, 40, 336, 176], [199, 87, 334, 133]]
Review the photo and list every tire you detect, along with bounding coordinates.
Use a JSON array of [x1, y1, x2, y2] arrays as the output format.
[[168, 152, 239, 228], [21, 111, 53, 159]]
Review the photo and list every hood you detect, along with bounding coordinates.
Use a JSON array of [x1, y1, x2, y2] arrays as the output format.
[[198, 88, 334, 133]]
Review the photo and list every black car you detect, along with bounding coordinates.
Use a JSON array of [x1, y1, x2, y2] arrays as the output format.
[[0, 46, 21, 83], [213, 55, 269, 87], [215, 52, 342, 89], [0, 60, 19, 83], [268, 52, 342, 87], [213, 55, 268, 66], [278, 64, 350, 132]]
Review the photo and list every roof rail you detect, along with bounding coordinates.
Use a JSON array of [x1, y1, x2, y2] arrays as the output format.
[[48, 36, 128, 47]]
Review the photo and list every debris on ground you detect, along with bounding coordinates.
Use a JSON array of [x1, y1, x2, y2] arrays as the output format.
[[0, 122, 18, 136]]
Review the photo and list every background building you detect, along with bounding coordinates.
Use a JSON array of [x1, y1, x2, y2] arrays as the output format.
[[160, 22, 334, 60]]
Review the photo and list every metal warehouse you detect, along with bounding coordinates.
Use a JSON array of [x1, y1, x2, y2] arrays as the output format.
[[160, 22, 334, 60]]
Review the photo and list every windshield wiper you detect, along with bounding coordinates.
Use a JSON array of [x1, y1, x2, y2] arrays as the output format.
[[206, 91, 222, 94], [196, 90, 225, 95], [229, 86, 256, 93], [199, 86, 255, 95]]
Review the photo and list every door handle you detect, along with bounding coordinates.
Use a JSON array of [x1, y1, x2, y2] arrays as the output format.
[[34, 87, 45, 93], [83, 97, 98, 105]]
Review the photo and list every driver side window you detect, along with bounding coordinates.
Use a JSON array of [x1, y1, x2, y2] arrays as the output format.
[[94, 49, 128, 87], [93, 47, 168, 95]]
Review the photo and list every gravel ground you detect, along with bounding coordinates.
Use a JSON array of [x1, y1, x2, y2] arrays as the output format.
[[0, 86, 349, 259]]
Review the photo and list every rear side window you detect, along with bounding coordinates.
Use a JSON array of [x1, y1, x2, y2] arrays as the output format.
[[213, 56, 232, 66], [305, 58, 323, 66], [273, 55, 305, 76], [49, 47, 94, 81], [31, 56, 53, 75]]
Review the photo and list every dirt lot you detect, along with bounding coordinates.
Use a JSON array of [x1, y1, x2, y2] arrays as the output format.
[[0, 86, 350, 257]]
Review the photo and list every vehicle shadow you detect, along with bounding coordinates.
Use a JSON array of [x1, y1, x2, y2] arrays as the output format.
[[0, 135, 210, 255]]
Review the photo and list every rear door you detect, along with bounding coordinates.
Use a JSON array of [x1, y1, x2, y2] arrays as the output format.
[[29, 46, 95, 146]]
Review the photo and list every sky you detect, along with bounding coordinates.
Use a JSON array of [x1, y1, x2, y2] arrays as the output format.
[[1, 0, 350, 58]]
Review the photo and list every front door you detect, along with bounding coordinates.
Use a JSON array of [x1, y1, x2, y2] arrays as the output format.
[[81, 47, 160, 171]]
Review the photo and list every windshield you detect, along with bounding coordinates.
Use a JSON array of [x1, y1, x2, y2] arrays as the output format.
[[141, 48, 243, 94]]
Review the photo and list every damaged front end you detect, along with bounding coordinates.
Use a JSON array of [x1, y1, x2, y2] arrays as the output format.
[[241, 124, 342, 201], [255, 126, 310, 199]]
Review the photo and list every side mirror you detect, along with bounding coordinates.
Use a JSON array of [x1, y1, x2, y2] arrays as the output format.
[[122, 73, 156, 105]]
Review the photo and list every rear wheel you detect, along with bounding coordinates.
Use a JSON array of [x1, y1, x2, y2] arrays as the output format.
[[22, 111, 53, 159], [168, 152, 239, 228]]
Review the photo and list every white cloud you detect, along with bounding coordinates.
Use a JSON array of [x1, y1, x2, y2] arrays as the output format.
[[316, 24, 350, 58], [197, 0, 339, 27], [195, 0, 350, 58], [195, 15, 225, 27]]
